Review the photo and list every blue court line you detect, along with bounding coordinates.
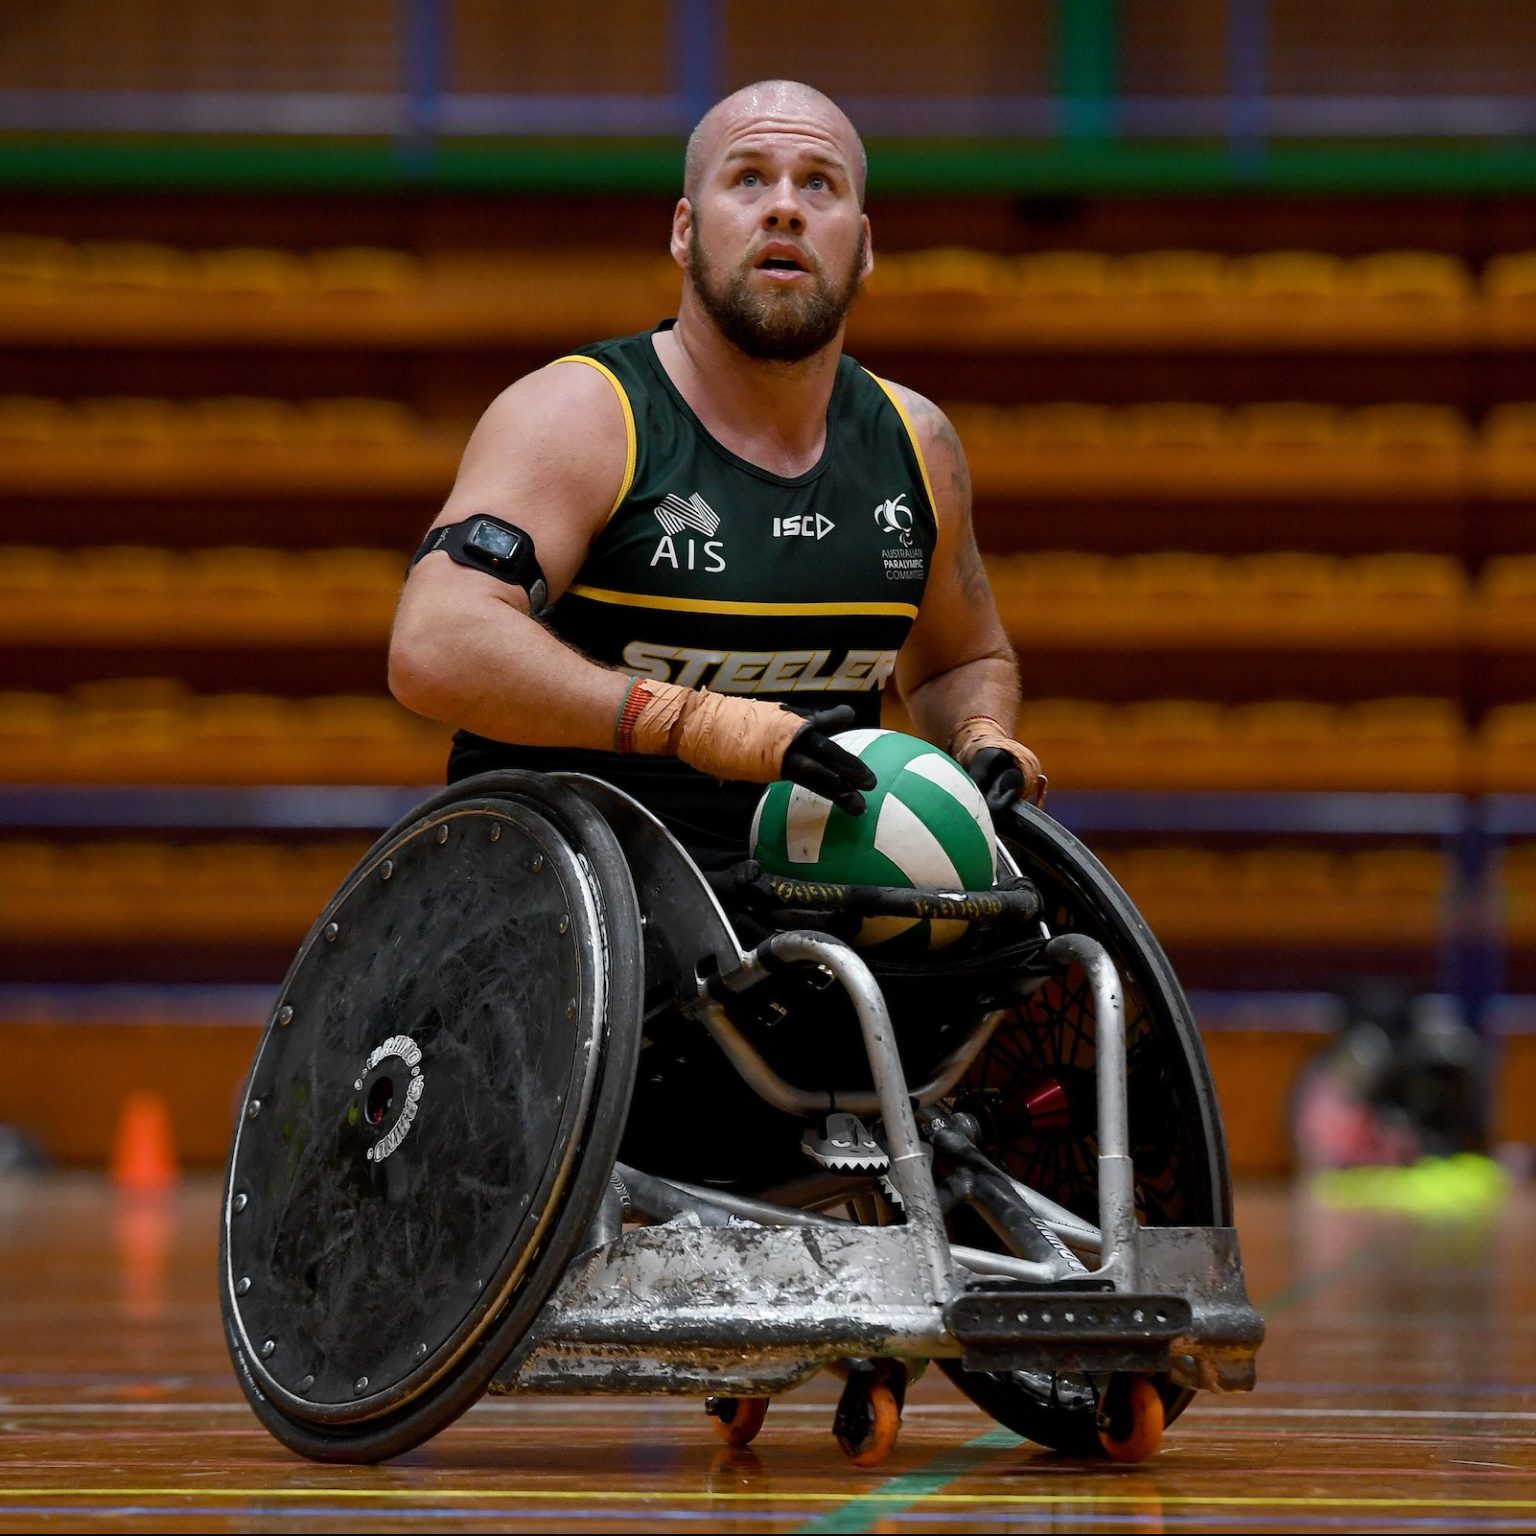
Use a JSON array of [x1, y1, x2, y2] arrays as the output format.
[[790, 1430, 1025, 1535], [882, 1519, 1536, 1532], [2, 1511, 1527, 1532], [880, 1520, 1535, 1533], [0, 1508, 792, 1525], [1226, 1381, 1536, 1397]]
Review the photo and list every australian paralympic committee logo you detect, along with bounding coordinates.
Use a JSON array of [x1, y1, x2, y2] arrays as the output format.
[[874, 493, 914, 547], [651, 491, 725, 572], [875, 492, 924, 581]]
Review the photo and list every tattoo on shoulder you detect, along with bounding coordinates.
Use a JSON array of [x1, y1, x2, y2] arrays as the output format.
[[895, 388, 986, 597], [956, 513, 990, 603], [899, 389, 970, 493], [933, 413, 971, 503]]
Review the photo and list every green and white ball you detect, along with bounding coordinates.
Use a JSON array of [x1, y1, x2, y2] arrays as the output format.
[[750, 728, 996, 952]]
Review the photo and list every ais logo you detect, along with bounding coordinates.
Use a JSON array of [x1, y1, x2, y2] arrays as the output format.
[[773, 513, 835, 541], [650, 491, 726, 573]]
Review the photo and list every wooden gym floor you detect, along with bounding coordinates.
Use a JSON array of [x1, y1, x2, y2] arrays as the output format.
[[1, 1174, 1534, 1534]]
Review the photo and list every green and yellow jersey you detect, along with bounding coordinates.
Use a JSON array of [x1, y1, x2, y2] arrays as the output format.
[[448, 322, 939, 862]]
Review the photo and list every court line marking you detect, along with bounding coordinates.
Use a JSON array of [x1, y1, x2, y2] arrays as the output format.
[[4, 1489, 1536, 1511], [789, 1430, 1026, 1536], [8, 1402, 1536, 1422], [793, 1229, 1400, 1532], [1, 1206, 1488, 1527], [0, 1517, 1525, 1535], [0, 1517, 792, 1529]]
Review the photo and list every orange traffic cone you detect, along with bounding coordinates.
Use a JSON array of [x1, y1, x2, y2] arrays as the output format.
[[114, 1191, 175, 1320], [110, 1090, 179, 1193]]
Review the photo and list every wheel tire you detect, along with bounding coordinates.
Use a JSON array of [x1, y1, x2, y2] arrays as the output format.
[[708, 1396, 769, 1447], [937, 799, 1232, 1455], [1097, 1373, 1166, 1463], [834, 1379, 902, 1469], [219, 772, 644, 1463]]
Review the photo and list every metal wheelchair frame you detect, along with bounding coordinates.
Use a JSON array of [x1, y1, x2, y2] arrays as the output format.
[[221, 770, 1263, 1467]]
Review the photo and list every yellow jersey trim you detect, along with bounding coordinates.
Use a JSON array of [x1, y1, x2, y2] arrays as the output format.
[[552, 354, 637, 522], [565, 584, 919, 620], [865, 370, 939, 520]]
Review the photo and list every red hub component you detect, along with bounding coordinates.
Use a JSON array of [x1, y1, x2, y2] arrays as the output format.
[[1020, 1077, 1072, 1135]]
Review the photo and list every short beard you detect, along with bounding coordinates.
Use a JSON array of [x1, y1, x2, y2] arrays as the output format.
[[689, 223, 865, 363]]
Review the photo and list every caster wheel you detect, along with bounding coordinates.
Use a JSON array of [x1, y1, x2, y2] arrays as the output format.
[[834, 1378, 901, 1469], [706, 1396, 768, 1448], [1096, 1374, 1165, 1463]]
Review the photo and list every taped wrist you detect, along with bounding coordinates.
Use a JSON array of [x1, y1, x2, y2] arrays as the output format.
[[948, 714, 1019, 767], [620, 680, 803, 782], [949, 713, 1047, 806]]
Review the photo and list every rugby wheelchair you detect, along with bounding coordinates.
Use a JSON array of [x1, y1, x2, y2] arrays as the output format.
[[220, 770, 1263, 1467]]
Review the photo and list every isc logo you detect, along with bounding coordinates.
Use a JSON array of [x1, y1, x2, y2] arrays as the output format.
[[773, 513, 835, 540]]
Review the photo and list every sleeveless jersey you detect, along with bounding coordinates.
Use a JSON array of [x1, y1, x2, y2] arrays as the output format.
[[448, 322, 939, 865]]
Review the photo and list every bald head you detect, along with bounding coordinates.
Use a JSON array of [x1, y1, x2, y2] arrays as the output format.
[[684, 80, 867, 208]]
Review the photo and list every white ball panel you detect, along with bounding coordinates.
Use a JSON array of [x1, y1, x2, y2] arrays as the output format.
[[873, 792, 963, 889], [832, 726, 889, 757], [904, 749, 995, 851], [783, 782, 835, 865]]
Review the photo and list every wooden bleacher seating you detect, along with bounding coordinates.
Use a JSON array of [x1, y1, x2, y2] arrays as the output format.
[[1476, 705, 1536, 794], [0, 832, 1457, 953], [0, 838, 366, 942], [1101, 843, 1444, 948], [1504, 844, 1536, 946], [1, 234, 1534, 351], [0, 226, 1530, 1025], [0, 681, 449, 784]]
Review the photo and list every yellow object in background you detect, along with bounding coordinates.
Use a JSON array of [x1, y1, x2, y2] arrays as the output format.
[[1313, 1153, 1511, 1215]]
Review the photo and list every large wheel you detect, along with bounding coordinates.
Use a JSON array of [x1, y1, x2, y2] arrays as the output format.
[[937, 799, 1232, 1454], [220, 772, 643, 1463]]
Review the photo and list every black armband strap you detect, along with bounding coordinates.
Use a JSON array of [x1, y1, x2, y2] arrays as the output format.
[[409, 515, 550, 614]]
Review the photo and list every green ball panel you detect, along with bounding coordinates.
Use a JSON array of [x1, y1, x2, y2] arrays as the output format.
[[857, 729, 941, 784], [812, 807, 910, 887], [887, 770, 995, 889], [749, 732, 997, 953], [752, 780, 796, 876]]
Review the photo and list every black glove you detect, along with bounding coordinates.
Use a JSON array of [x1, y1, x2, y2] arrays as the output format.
[[780, 705, 877, 816], [966, 746, 1029, 815]]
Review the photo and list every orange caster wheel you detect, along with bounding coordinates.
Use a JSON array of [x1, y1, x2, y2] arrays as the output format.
[[833, 1377, 902, 1468], [706, 1395, 769, 1447], [1096, 1374, 1165, 1463]]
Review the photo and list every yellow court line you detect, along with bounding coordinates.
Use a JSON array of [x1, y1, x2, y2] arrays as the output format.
[[564, 583, 918, 619], [9, 1489, 1536, 1511]]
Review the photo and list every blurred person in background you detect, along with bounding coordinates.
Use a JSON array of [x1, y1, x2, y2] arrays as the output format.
[[1291, 980, 1504, 1211]]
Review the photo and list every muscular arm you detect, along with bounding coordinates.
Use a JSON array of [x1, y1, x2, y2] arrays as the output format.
[[888, 385, 1021, 744], [885, 384, 1044, 806], [388, 360, 877, 810], [388, 361, 633, 750]]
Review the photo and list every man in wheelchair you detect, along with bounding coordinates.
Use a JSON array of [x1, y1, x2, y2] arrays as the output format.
[[387, 78, 1044, 867], [218, 80, 1260, 1472], [388, 77, 1047, 1190]]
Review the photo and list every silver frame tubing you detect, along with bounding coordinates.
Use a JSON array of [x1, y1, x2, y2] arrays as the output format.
[[1045, 932, 1138, 1288], [703, 930, 1137, 1293], [710, 931, 960, 1306]]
